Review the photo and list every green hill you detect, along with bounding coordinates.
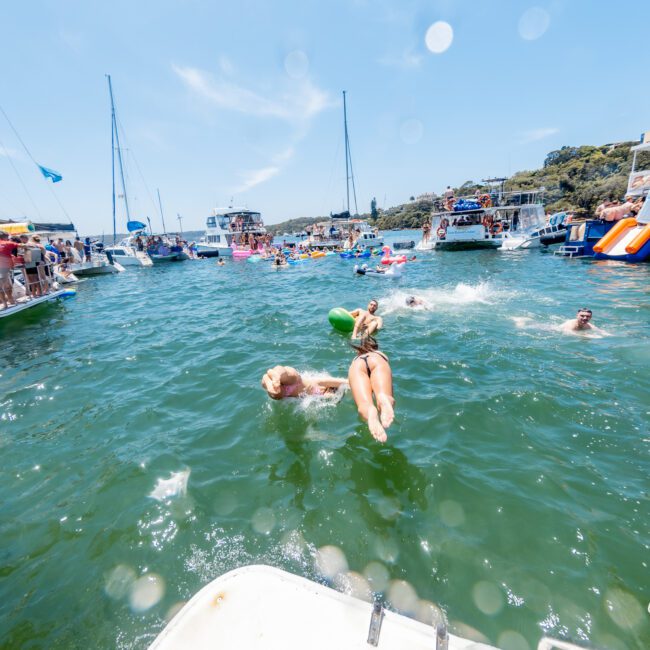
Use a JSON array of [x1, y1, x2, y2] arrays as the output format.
[[267, 140, 646, 234]]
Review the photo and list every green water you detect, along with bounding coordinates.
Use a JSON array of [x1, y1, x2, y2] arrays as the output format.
[[1, 235, 649, 649]]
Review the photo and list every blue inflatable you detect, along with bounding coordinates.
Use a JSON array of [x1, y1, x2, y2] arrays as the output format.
[[453, 199, 481, 211]]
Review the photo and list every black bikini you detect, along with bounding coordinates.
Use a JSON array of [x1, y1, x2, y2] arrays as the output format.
[[357, 351, 388, 376]]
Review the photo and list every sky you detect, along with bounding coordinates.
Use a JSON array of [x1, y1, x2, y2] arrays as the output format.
[[1, 0, 649, 234]]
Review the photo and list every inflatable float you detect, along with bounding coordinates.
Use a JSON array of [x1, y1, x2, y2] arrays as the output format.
[[328, 307, 355, 332], [354, 263, 405, 278], [593, 216, 650, 262]]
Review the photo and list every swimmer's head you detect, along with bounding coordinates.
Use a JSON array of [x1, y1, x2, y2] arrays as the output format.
[[368, 299, 378, 313], [350, 335, 379, 355], [577, 308, 592, 324], [406, 296, 417, 307]]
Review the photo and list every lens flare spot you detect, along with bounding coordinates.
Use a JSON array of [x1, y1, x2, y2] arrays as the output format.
[[604, 588, 644, 630], [363, 561, 390, 593], [425, 21, 453, 54], [128, 573, 165, 612], [400, 119, 424, 145], [415, 599, 447, 626], [473, 581, 504, 616], [498, 630, 530, 650], [387, 579, 419, 615], [251, 507, 276, 535], [334, 571, 372, 602], [314, 545, 348, 580], [518, 7, 551, 41], [104, 564, 136, 600], [284, 50, 309, 79], [439, 499, 465, 527]]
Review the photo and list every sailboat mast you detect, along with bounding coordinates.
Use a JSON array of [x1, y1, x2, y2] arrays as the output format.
[[110, 87, 116, 243], [106, 75, 132, 225], [342, 90, 359, 216], [343, 91, 350, 215], [157, 188, 167, 235]]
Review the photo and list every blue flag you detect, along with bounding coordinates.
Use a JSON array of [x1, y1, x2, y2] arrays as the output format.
[[38, 165, 63, 183], [127, 220, 147, 232]]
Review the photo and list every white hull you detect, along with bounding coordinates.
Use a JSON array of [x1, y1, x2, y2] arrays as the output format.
[[105, 247, 153, 267], [150, 565, 494, 650], [196, 243, 232, 257], [68, 261, 120, 275], [415, 239, 436, 251]]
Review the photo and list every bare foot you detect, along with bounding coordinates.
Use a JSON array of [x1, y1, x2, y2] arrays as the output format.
[[367, 406, 387, 443], [377, 394, 394, 428]]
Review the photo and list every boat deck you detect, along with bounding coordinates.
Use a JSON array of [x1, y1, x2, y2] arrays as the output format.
[[0, 289, 75, 319]]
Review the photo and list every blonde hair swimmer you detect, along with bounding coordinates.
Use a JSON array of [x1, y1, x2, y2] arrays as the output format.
[[350, 299, 382, 339], [262, 366, 348, 400], [348, 336, 394, 443]]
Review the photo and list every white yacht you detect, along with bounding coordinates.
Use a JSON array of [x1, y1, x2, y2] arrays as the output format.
[[196, 207, 266, 257], [418, 186, 546, 251], [105, 232, 153, 267], [305, 214, 383, 250]]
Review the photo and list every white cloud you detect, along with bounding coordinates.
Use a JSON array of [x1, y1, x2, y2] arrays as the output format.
[[172, 64, 335, 122], [234, 166, 281, 192], [0, 146, 21, 160], [519, 127, 559, 144], [378, 47, 422, 69]]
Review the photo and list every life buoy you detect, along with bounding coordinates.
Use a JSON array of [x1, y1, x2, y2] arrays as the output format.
[[436, 226, 446, 238], [491, 222, 503, 235], [479, 194, 492, 208]]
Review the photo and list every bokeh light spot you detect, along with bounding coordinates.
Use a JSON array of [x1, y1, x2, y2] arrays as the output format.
[[425, 22, 454, 54]]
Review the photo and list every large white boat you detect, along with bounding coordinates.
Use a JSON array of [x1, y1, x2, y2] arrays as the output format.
[[150, 565, 591, 650], [305, 213, 383, 250], [418, 185, 546, 251], [196, 207, 266, 258], [105, 237, 153, 267]]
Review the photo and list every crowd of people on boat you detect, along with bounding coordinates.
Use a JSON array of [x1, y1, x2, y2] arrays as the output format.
[[595, 195, 645, 221]]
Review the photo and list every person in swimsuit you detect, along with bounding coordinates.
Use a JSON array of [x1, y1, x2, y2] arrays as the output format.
[[262, 366, 348, 400], [348, 336, 394, 443], [350, 299, 383, 338]]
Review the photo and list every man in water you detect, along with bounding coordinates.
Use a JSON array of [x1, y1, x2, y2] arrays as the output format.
[[405, 296, 425, 307], [561, 308, 605, 335], [351, 299, 383, 338]]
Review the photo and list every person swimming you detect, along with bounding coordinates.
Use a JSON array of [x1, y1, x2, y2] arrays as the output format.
[[217, 258, 225, 266], [560, 308, 607, 335], [261, 366, 348, 400], [405, 296, 424, 307], [350, 299, 383, 338], [347, 336, 394, 443]]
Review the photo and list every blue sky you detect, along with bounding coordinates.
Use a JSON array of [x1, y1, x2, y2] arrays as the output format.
[[1, 0, 648, 234]]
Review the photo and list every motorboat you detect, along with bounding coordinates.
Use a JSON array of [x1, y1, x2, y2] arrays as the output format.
[[306, 214, 383, 251], [104, 240, 153, 266], [415, 179, 546, 251], [196, 207, 266, 258], [554, 219, 615, 257], [500, 212, 569, 251], [150, 564, 592, 650]]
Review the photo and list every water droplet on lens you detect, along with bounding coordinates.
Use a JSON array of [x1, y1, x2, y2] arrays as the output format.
[[439, 500, 465, 527], [284, 50, 309, 79], [518, 7, 550, 41], [251, 507, 276, 535], [104, 564, 136, 600], [604, 587, 644, 630], [415, 599, 446, 626], [314, 545, 348, 580], [498, 630, 530, 650], [387, 579, 419, 615], [165, 601, 186, 622], [363, 561, 390, 593], [425, 21, 453, 54], [129, 573, 165, 612], [334, 571, 372, 602], [472, 581, 504, 616]]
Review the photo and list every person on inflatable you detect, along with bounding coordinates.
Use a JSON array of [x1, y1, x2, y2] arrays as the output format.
[[350, 299, 383, 338], [348, 336, 394, 443], [261, 366, 348, 400]]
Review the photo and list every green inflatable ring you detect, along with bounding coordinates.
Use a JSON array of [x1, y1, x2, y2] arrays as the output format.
[[328, 307, 355, 333]]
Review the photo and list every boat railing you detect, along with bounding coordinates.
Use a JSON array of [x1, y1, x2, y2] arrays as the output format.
[[10, 256, 63, 304], [432, 189, 544, 213]]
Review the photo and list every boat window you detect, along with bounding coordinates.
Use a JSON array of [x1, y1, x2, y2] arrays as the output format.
[[207, 217, 216, 228], [218, 216, 230, 229], [112, 250, 125, 255]]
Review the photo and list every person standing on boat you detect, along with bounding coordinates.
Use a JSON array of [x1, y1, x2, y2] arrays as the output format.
[[0, 231, 18, 309], [83, 237, 92, 262], [422, 218, 431, 243], [350, 299, 383, 338], [73, 236, 85, 259]]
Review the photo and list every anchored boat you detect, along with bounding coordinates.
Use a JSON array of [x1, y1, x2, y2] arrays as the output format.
[[196, 207, 266, 258]]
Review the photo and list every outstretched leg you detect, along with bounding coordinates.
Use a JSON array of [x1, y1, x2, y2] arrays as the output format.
[[348, 360, 386, 443], [369, 361, 394, 429]]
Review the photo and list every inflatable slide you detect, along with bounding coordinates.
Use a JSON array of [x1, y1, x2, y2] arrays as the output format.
[[593, 215, 650, 262]]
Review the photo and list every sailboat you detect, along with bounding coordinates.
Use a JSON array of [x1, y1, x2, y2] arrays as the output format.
[[103, 75, 153, 267], [306, 91, 382, 251]]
